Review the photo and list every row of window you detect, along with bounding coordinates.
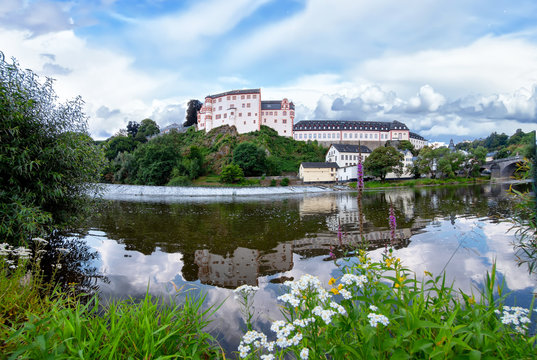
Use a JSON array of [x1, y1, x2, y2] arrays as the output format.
[[261, 110, 288, 116], [263, 118, 287, 124]]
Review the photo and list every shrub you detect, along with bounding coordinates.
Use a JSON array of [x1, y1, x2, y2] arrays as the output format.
[[220, 164, 244, 184], [280, 178, 290, 186], [167, 176, 191, 186], [270, 179, 277, 187], [0, 53, 105, 245]]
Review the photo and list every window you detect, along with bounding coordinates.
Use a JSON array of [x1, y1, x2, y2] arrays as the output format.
[[219, 106, 222, 110], [253, 94, 256, 99], [248, 112, 251, 116], [284, 130, 286, 133], [344, 133, 347, 139], [253, 120, 256, 124], [323, 133, 326, 138], [283, 111, 287, 115], [233, 95, 236, 100], [227, 96, 230, 100], [274, 119, 277, 123], [244, 121, 246, 125], [355, 133, 358, 138], [242, 104, 245, 108], [219, 98, 222, 102], [309, 134, 312, 139], [247, 103, 251, 108], [224, 113, 227, 118], [360, 133, 363, 138], [283, 119, 287, 123], [239, 113, 242, 117], [264, 119, 266, 123], [241, 95, 245, 99], [247, 95, 251, 99]]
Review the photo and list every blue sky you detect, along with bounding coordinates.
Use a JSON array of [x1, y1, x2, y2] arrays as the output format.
[[1, 0, 536, 143]]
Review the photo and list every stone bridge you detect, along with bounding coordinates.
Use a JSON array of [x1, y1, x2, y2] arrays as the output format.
[[483, 155, 526, 179]]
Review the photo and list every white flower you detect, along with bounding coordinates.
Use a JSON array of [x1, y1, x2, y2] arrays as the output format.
[[369, 305, 378, 311], [261, 355, 275, 360], [339, 289, 352, 299], [340, 274, 367, 287], [367, 313, 389, 327], [32, 237, 48, 244], [238, 344, 249, 358], [300, 347, 309, 360]]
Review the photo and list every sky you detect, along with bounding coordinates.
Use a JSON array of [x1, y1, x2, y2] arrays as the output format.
[[1, 0, 537, 143]]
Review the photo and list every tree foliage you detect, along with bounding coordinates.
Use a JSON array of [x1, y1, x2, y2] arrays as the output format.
[[220, 163, 244, 184], [126, 121, 139, 138], [135, 118, 160, 143], [363, 146, 403, 180], [184, 99, 202, 127], [0, 53, 105, 245], [232, 142, 267, 176]]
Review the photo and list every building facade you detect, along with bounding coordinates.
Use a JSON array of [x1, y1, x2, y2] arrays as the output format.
[[197, 89, 295, 136], [409, 132, 427, 150], [293, 120, 411, 149], [325, 144, 372, 168], [299, 162, 338, 183]]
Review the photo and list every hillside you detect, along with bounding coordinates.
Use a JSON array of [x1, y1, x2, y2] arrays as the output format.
[[102, 125, 327, 185]]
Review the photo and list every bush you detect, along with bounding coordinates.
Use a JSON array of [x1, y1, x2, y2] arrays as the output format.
[[270, 179, 277, 187], [280, 178, 290, 186], [0, 53, 105, 245], [167, 176, 191, 186], [220, 164, 244, 184]]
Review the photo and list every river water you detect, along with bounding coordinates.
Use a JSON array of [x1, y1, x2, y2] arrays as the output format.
[[63, 182, 535, 355]]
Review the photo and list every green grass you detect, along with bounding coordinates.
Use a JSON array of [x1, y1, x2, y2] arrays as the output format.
[[361, 176, 490, 189], [0, 256, 223, 359]]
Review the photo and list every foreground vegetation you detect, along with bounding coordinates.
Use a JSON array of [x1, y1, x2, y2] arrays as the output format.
[[0, 242, 221, 359]]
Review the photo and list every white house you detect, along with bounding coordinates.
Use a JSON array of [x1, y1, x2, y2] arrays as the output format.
[[299, 162, 338, 183], [196, 89, 295, 136], [325, 144, 372, 168]]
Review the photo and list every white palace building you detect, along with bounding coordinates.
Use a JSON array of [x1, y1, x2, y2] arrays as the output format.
[[196, 89, 295, 136]]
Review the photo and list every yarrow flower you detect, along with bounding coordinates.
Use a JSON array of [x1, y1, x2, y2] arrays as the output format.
[[367, 312, 390, 327], [238, 330, 274, 358], [300, 347, 309, 360], [340, 274, 367, 287], [498, 306, 531, 334], [233, 284, 259, 299]]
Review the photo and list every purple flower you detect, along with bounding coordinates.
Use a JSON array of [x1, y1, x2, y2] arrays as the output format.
[[389, 205, 397, 243], [357, 156, 364, 190]]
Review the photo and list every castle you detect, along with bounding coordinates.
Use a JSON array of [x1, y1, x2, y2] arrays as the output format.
[[196, 89, 427, 149], [196, 89, 295, 137]]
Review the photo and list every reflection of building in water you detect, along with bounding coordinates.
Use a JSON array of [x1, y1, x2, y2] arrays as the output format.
[[194, 244, 293, 288], [293, 228, 413, 255], [385, 189, 415, 220], [299, 195, 338, 216]]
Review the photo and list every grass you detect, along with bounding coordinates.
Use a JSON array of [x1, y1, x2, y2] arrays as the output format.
[[359, 176, 491, 189], [0, 252, 223, 359]]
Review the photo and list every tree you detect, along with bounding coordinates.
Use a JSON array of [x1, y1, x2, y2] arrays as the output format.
[[135, 118, 160, 142], [233, 142, 267, 176], [397, 140, 416, 155], [131, 141, 181, 185], [414, 147, 437, 178], [104, 135, 137, 161], [126, 121, 140, 138], [0, 53, 105, 245], [220, 163, 244, 183], [184, 99, 203, 127], [462, 146, 487, 177], [363, 146, 403, 180]]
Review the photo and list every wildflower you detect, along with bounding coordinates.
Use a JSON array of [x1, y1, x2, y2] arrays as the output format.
[[339, 288, 352, 299], [300, 347, 309, 360], [328, 277, 336, 285], [234, 284, 259, 299], [367, 312, 390, 327], [32, 237, 48, 245], [57, 248, 70, 254], [357, 160, 364, 190], [369, 305, 378, 311], [261, 355, 275, 360], [340, 274, 367, 287], [388, 204, 397, 244], [468, 296, 476, 305], [330, 288, 339, 295]]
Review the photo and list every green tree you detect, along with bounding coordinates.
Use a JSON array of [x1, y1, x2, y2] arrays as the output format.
[[104, 135, 137, 161], [233, 142, 267, 176], [220, 163, 244, 183], [131, 140, 181, 185], [135, 118, 160, 143], [415, 147, 438, 178], [462, 146, 487, 177], [0, 53, 105, 245], [397, 140, 416, 155], [184, 99, 203, 127], [126, 121, 140, 138], [363, 146, 403, 180]]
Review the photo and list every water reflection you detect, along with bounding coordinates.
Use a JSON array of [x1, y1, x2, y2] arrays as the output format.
[[75, 184, 535, 355]]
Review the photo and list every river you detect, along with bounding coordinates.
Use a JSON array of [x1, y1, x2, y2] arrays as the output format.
[[60, 182, 535, 356]]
